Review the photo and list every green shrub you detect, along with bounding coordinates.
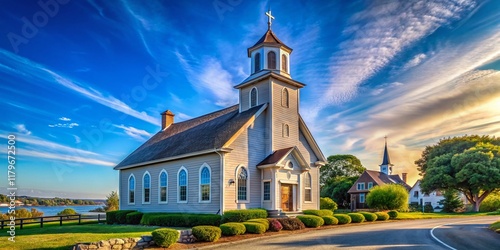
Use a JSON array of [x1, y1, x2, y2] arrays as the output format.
[[320, 197, 338, 211], [221, 209, 268, 223], [388, 210, 399, 219], [374, 212, 389, 221], [267, 218, 283, 231], [140, 213, 221, 227], [277, 217, 305, 230], [115, 210, 137, 224], [360, 212, 377, 222], [366, 184, 409, 211], [57, 208, 77, 216], [106, 210, 119, 224], [303, 209, 333, 217], [322, 216, 338, 225], [297, 215, 324, 228], [152, 228, 180, 248], [220, 223, 246, 236], [333, 214, 351, 224], [126, 211, 143, 225], [348, 213, 365, 223], [480, 192, 500, 212], [247, 218, 270, 231], [243, 222, 266, 234], [192, 226, 221, 242]]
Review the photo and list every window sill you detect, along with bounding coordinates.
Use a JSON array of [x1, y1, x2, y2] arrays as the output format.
[[142, 202, 151, 205], [199, 200, 211, 203], [177, 201, 188, 204], [236, 200, 250, 204], [128, 203, 135, 205], [158, 201, 168, 204], [304, 201, 313, 204]]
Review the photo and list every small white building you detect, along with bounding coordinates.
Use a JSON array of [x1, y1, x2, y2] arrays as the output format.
[[409, 180, 444, 211]]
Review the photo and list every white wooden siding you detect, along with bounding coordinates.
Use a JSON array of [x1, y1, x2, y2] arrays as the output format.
[[271, 80, 299, 150], [240, 80, 270, 112]]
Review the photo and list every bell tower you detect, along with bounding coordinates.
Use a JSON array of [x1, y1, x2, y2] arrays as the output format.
[[379, 136, 393, 175]]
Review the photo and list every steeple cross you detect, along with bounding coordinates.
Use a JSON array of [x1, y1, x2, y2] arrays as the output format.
[[266, 9, 275, 29]]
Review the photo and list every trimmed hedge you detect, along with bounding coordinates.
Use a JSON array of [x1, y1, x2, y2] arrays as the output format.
[[374, 212, 390, 221], [388, 210, 399, 219], [106, 210, 136, 224], [152, 228, 180, 248], [348, 213, 365, 223], [320, 197, 338, 211], [243, 222, 266, 234], [192, 226, 221, 242], [126, 212, 143, 225], [221, 209, 268, 223], [247, 218, 270, 231], [277, 217, 305, 230], [297, 215, 324, 228], [303, 209, 333, 217], [360, 212, 377, 222], [140, 213, 221, 227], [267, 218, 283, 232], [333, 214, 351, 224], [220, 222, 246, 236], [322, 216, 338, 225]]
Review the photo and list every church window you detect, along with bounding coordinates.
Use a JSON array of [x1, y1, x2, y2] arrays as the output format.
[[413, 191, 419, 198], [254, 53, 261, 72], [281, 88, 289, 107], [367, 182, 373, 189], [304, 173, 312, 202], [250, 87, 258, 107], [159, 170, 168, 203], [360, 193, 365, 203], [143, 171, 151, 203], [199, 164, 211, 202], [283, 124, 289, 137], [128, 174, 135, 204], [263, 181, 270, 201], [357, 183, 365, 190], [237, 166, 248, 201], [178, 167, 188, 202], [282, 54, 287, 72], [268, 51, 276, 69]]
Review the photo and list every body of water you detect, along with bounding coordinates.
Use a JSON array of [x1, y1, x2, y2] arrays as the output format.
[[0, 205, 103, 216]]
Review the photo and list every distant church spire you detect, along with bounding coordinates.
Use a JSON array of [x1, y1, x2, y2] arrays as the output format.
[[380, 136, 393, 175]]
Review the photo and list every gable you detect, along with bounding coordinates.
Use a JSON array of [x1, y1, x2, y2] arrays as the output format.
[[298, 115, 327, 164]]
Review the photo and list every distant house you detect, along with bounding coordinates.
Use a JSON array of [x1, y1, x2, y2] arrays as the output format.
[[409, 180, 468, 211], [114, 16, 326, 215], [348, 139, 410, 210]]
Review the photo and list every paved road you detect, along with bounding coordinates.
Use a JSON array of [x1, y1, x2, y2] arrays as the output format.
[[206, 216, 500, 250]]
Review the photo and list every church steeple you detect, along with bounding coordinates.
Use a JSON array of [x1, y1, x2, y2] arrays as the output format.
[[379, 136, 393, 175]]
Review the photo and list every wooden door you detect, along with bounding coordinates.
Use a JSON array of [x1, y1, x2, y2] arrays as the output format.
[[281, 184, 293, 211]]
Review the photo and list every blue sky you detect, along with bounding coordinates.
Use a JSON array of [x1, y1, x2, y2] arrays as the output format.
[[0, 0, 499, 199]]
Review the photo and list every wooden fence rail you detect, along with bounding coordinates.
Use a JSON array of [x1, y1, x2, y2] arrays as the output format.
[[0, 213, 106, 229]]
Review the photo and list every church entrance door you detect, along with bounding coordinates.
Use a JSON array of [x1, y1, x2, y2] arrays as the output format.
[[281, 184, 293, 211]]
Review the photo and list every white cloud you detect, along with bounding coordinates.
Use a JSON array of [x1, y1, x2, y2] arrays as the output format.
[[73, 135, 81, 143], [402, 53, 427, 71], [0, 147, 115, 167], [48, 123, 79, 128], [14, 124, 31, 135], [59, 117, 71, 121], [114, 124, 152, 141]]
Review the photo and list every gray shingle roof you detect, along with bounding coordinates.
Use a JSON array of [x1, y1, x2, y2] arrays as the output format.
[[115, 104, 265, 169], [348, 170, 411, 193]]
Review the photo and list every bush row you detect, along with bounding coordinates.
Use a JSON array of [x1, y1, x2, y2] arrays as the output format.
[[221, 209, 267, 223], [106, 210, 136, 224], [140, 213, 221, 227], [302, 209, 334, 217]]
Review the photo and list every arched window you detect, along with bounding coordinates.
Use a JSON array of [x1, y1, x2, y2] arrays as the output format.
[[128, 174, 135, 204], [178, 167, 188, 203], [237, 166, 249, 201], [267, 51, 276, 69], [250, 87, 258, 107], [159, 170, 168, 203], [283, 124, 289, 137], [304, 173, 312, 202], [282, 54, 288, 72], [199, 164, 211, 202], [282, 88, 289, 107], [143, 172, 151, 203], [254, 53, 261, 72]]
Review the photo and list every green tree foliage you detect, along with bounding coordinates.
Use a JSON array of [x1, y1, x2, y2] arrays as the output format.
[[319, 197, 338, 211], [480, 191, 500, 212], [57, 208, 78, 216], [438, 189, 464, 213], [320, 154, 365, 208], [416, 135, 500, 212], [366, 184, 409, 210], [104, 191, 119, 211]]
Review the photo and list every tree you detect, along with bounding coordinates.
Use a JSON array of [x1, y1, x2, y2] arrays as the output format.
[[479, 191, 500, 212], [320, 197, 338, 211], [320, 155, 365, 186], [104, 191, 119, 211], [417, 135, 500, 212], [321, 176, 358, 208], [57, 208, 77, 216], [366, 184, 409, 210], [438, 189, 464, 213]]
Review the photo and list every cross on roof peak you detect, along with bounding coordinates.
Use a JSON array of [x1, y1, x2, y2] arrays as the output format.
[[266, 8, 275, 30]]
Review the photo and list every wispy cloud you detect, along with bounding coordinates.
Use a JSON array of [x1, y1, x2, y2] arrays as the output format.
[[14, 124, 31, 135], [114, 124, 152, 141], [73, 135, 81, 143], [59, 117, 71, 121], [48, 122, 79, 128]]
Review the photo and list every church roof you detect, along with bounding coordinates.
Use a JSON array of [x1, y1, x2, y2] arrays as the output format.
[[114, 104, 266, 169], [247, 29, 292, 56], [257, 147, 294, 166], [380, 141, 392, 166], [348, 170, 411, 194]]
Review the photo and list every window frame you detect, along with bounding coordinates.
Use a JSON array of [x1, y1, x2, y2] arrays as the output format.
[[357, 182, 365, 190], [281, 88, 289, 108], [142, 171, 151, 204], [367, 182, 373, 189], [236, 165, 250, 203], [263, 181, 271, 201], [158, 170, 168, 204], [304, 172, 312, 202], [128, 174, 135, 205], [283, 123, 290, 137], [177, 167, 188, 203], [282, 54, 287, 72], [249, 87, 258, 108], [199, 163, 211, 203], [360, 193, 365, 203], [254, 52, 261, 72], [267, 51, 276, 69]]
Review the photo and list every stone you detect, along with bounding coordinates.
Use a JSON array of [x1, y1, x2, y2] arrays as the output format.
[[123, 243, 131, 248], [75, 244, 89, 250], [149, 241, 155, 246], [136, 242, 148, 247], [111, 245, 122, 250], [115, 239, 125, 244], [141, 235, 153, 242], [99, 240, 111, 247], [97, 247, 111, 250], [88, 245, 98, 249], [131, 238, 142, 243]]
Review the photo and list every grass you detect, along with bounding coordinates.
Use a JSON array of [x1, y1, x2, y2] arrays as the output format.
[[0, 223, 160, 250], [490, 220, 500, 233], [393, 212, 492, 220]]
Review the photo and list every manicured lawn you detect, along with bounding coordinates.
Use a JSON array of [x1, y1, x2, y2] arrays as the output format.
[[394, 212, 491, 219], [0, 223, 159, 250], [490, 220, 500, 233]]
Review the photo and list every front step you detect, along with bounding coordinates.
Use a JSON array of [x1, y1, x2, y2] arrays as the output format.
[[267, 210, 303, 218]]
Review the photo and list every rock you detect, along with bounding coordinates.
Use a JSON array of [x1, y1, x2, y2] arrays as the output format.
[[88, 245, 98, 249], [123, 243, 131, 248], [115, 239, 125, 244], [131, 237, 142, 243], [111, 245, 122, 250], [136, 242, 148, 247], [75, 244, 89, 250], [99, 240, 111, 247], [97, 247, 111, 250], [141, 235, 153, 242]]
